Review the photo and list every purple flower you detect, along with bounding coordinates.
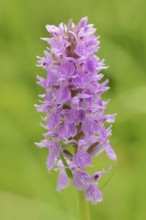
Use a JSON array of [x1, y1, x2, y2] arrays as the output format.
[[73, 169, 91, 190], [46, 141, 61, 171], [35, 17, 116, 204], [57, 170, 69, 192], [73, 149, 91, 169]]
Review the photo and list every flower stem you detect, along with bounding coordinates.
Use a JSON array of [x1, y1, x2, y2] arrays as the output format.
[[78, 191, 91, 220]]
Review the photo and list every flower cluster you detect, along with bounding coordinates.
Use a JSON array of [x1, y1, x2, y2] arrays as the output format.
[[35, 17, 116, 204]]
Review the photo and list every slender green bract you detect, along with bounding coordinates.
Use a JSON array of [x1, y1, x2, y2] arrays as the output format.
[[60, 152, 73, 178], [78, 191, 91, 220]]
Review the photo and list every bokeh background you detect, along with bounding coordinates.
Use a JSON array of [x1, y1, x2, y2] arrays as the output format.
[[0, 0, 146, 219]]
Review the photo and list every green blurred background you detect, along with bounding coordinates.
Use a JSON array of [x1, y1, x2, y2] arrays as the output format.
[[0, 0, 146, 219]]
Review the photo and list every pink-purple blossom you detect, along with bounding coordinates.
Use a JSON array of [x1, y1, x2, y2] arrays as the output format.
[[35, 17, 116, 204]]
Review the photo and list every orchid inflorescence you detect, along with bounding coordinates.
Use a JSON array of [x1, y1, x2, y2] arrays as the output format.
[[35, 17, 116, 204]]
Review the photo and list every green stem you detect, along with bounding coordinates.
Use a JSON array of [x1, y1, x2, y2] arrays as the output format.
[[78, 191, 91, 220]]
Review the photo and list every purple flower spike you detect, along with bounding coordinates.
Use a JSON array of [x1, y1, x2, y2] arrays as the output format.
[[35, 17, 116, 204]]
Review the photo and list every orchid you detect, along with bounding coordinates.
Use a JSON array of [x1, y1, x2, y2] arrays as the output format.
[[35, 17, 116, 206]]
